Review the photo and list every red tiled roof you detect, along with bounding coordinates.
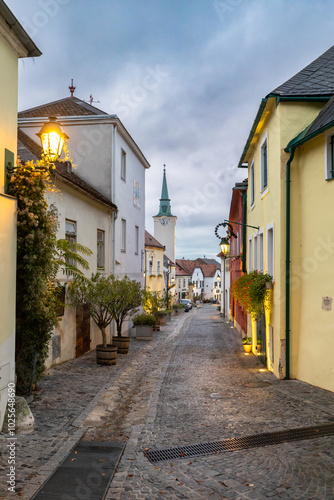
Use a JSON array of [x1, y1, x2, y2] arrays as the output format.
[[175, 264, 189, 276], [18, 97, 108, 118], [175, 259, 196, 275], [145, 231, 165, 250], [17, 129, 117, 210], [194, 263, 219, 278]]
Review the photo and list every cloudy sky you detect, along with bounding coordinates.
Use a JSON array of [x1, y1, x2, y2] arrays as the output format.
[[7, 0, 334, 259]]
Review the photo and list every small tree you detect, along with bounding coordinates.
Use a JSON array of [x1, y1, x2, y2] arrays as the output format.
[[108, 275, 143, 337], [68, 273, 114, 347]]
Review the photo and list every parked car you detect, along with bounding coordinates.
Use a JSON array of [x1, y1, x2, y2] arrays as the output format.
[[180, 299, 192, 309]]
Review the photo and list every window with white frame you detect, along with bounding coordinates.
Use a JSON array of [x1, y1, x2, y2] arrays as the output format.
[[260, 133, 268, 192], [121, 149, 126, 181], [250, 160, 255, 206], [157, 260, 161, 275], [135, 225, 139, 255], [267, 225, 274, 277], [248, 238, 253, 271], [149, 259, 153, 276], [97, 229, 105, 269], [254, 235, 258, 270], [325, 132, 334, 180], [183, 279, 186, 288], [259, 231, 264, 272], [121, 219, 126, 252]]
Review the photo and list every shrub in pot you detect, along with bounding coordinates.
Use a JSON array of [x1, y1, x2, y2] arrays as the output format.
[[242, 336, 252, 353], [68, 274, 118, 365], [133, 313, 156, 340]]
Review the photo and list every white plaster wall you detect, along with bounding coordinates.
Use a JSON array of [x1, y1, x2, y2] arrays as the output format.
[[44, 180, 114, 367]]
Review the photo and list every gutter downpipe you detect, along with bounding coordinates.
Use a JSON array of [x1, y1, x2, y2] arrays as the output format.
[[112, 124, 117, 276], [285, 147, 295, 380], [242, 192, 247, 273]]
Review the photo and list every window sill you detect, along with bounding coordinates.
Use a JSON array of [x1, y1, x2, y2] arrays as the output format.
[[121, 249, 126, 253], [325, 177, 334, 181], [260, 187, 269, 199]]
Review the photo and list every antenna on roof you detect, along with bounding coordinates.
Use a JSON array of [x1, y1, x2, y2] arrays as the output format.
[[89, 94, 100, 106], [69, 79, 76, 98]]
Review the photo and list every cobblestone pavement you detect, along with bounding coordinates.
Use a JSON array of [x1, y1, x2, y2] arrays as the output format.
[[1, 305, 334, 499]]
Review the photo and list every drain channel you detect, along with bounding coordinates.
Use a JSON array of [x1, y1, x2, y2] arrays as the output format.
[[145, 422, 334, 463]]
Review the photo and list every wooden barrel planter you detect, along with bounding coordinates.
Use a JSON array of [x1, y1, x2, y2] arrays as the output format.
[[96, 344, 117, 365], [112, 336, 130, 354]]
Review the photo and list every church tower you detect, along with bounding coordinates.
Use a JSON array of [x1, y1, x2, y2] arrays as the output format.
[[153, 165, 177, 263]]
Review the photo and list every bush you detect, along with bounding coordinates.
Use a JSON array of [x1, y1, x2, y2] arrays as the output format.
[[231, 271, 273, 318], [242, 336, 252, 345], [133, 314, 156, 326]]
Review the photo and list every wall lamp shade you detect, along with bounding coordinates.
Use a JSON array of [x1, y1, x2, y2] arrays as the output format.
[[217, 275, 221, 282], [220, 237, 230, 255], [36, 117, 68, 161]]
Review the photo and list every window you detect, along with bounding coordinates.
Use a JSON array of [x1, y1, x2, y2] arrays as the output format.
[[183, 279, 186, 288], [248, 238, 253, 271], [149, 258, 153, 276], [259, 231, 264, 272], [260, 134, 268, 192], [267, 225, 274, 277], [97, 229, 105, 269], [65, 219, 76, 266], [250, 160, 255, 206], [178, 279, 181, 288], [121, 149, 126, 180], [121, 219, 126, 252], [135, 225, 139, 255], [325, 133, 334, 180], [157, 260, 161, 275], [253, 235, 258, 270]]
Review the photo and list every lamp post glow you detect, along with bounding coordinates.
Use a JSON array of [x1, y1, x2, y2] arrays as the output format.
[[36, 117, 68, 162], [220, 237, 230, 256]]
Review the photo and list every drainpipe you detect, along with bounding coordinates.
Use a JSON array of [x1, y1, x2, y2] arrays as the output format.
[[112, 124, 117, 276], [285, 147, 295, 380], [242, 192, 247, 273]]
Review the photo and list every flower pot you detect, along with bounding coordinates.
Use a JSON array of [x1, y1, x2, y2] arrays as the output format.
[[135, 325, 153, 340], [243, 344, 252, 353], [96, 344, 117, 365], [112, 336, 130, 354]]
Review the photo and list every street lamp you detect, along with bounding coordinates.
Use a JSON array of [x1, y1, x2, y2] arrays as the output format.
[[36, 117, 68, 162]]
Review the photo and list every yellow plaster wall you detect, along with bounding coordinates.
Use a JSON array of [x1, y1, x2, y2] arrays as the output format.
[[0, 34, 19, 430], [145, 246, 165, 297], [290, 132, 334, 391], [245, 98, 326, 379], [0, 41, 18, 193]]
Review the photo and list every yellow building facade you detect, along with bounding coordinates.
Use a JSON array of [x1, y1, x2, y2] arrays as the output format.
[[238, 45, 334, 390], [0, 1, 41, 429], [144, 231, 166, 298]]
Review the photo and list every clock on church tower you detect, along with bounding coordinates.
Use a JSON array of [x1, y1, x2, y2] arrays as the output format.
[[153, 166, 177, 264]]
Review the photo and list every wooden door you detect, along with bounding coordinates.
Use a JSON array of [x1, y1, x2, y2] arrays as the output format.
[[76, 305, 91, 358]]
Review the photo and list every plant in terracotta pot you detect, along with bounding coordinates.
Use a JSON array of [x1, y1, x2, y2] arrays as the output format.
[[242, 336, 252, 353], [133, 313, 156, 340], [108, 275, 143, 353], [68, 273, 118, 365]]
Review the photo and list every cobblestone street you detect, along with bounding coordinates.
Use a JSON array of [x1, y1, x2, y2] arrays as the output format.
[[1, 304, 334, 499]]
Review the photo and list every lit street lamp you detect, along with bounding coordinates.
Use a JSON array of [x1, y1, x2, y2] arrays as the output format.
[[220, 237, 230, 318], [36, 116, 68, 162]]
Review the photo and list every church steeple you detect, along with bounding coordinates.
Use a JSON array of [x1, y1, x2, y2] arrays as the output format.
[[156, 165, 175, 217]]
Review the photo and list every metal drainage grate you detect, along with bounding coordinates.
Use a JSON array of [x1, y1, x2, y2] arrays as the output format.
[[145, 422, 334, 463]]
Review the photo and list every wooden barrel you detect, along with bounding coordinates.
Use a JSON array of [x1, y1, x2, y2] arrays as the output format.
[[112, 336, 130, 354], [96, 344, 117, 365]]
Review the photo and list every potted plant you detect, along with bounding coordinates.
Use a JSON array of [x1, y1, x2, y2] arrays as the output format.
[[107, 275, 143, 353], [242, 336, 252, 353], [133, 313, 156, 340], [68, 273, 118, 365]]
